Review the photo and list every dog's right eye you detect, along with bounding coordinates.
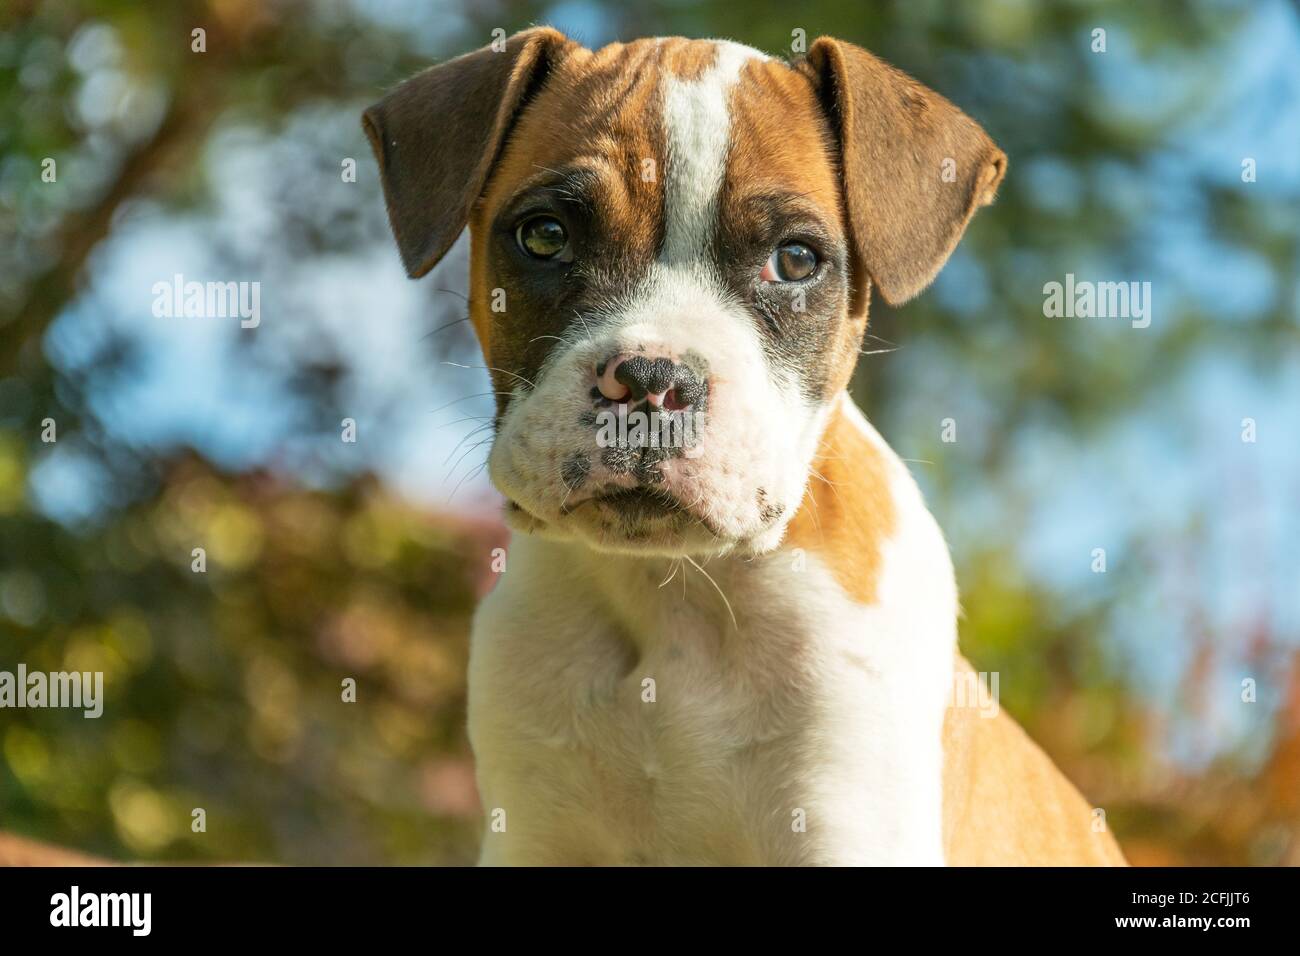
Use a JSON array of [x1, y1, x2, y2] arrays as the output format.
[[760, 242, 819, 283], [516, 216, 570, 260]]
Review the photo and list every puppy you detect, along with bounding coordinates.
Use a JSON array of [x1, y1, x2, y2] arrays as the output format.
[[364, 30, 1126, 866]]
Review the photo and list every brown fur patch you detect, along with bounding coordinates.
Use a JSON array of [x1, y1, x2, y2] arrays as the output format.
[[798, 38, 1007, 306], [363, 28, 576, 280], [723, 59, 843, 240], [463, 43, 662, 389], [942, 654, 1128, 865], [466, 39, 697, 393], [721, 59, 864, 402], [783, 401, 896, 604], [656, 36, 719, 81]]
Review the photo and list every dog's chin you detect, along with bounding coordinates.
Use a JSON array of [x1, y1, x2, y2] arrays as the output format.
[[503, 492, 756, 558]]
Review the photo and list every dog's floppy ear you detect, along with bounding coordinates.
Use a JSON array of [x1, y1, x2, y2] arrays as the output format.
[[363, 27, 572, 278], [802, 37, 1007, 306]]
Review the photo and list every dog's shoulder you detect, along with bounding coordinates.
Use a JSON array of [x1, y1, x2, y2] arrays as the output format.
[[942, 654, 1128, 866]]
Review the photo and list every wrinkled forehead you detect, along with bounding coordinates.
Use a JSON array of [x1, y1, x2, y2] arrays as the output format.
[[476, 37, 843, 248]]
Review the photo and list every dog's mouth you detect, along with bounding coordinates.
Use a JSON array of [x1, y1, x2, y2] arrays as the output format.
[[546, 483, 725, 543], [554, 484, 687, 523], [590, 486, 686, 522]]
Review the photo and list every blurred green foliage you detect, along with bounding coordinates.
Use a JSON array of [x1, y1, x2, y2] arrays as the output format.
[[2, 446, 498, 863]]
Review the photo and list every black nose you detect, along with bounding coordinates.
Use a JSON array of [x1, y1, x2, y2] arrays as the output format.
[[595, 354, 707, 411]]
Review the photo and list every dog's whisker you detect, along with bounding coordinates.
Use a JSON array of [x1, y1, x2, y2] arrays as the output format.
[[685, 555, 738, 631], [571, 309, 595, 341], [809, 468, 841, 487], [557, 470, 581, 511], [446, 459, 489, 504], [429, 391, 511, 416], [420, 314, 471, 343], [444, 437, 493, 483], [805, 490, 824, 534], [443, 423, 495, 466], [810, 468, 849, 512], [437, 414, 494, 430], [442, 361, 536, 390]]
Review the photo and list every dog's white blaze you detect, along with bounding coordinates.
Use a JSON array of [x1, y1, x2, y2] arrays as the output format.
[[659, 40, 767, 264]]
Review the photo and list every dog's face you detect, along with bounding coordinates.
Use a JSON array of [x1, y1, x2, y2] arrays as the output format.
[[365, 32, 1004, 557], [472, 39, 853, 558]]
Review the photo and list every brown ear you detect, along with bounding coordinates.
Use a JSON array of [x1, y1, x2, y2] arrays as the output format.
[[362, 28, 573, 279], [802, 37, 1007, 306]]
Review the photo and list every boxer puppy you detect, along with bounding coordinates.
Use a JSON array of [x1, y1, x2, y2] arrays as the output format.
[[364, 30, 1125, 866]]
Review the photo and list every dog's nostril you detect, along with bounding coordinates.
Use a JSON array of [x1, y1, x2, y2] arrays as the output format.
[[662, 388, 688, 412], [667, 375, 706, 410], [596, 357, 631, 402]]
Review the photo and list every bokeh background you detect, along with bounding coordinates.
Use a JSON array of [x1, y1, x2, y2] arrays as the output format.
[[2, 0, 1298, 865]]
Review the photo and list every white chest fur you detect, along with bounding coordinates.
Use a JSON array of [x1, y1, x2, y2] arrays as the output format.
[[468, 405, 958, 865]]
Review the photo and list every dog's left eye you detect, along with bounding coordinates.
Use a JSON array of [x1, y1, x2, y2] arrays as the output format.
[[760, 242, 818, 282], [516, 215, 571, 261]]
